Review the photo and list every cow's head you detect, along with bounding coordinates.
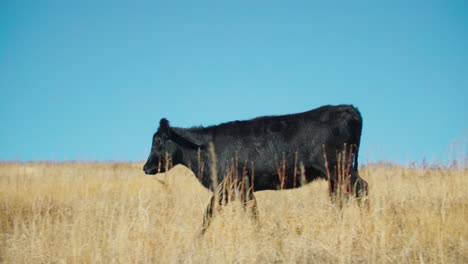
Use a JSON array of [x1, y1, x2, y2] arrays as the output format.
[[143, 118, 181, 174]]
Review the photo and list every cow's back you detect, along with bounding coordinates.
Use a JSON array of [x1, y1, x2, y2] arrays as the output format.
[[205, 105, 362, 191]]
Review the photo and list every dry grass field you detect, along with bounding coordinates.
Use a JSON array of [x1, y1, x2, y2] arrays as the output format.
[[1, 161, 467, 263]]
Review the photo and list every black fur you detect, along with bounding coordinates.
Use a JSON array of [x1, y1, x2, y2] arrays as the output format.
[[143, 104, 368, 195]]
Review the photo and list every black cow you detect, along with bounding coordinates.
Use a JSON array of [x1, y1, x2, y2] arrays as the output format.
[[143, 105, 368, 230]]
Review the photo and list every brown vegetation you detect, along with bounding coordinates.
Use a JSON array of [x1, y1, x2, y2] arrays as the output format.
[[1, 162, 467, 263]]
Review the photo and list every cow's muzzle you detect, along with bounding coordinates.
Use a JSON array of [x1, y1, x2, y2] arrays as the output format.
[[143, 164, 158, 175]]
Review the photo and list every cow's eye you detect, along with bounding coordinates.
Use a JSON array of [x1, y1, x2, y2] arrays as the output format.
[[152, 138, 161, 149], [154, 138, 163, 151]]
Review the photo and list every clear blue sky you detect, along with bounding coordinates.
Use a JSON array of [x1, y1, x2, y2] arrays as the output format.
[[1, 0, 467, 164]]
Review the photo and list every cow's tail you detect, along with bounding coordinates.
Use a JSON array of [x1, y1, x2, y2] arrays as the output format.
[[345, 105, 362, 171], [353, 146, 359, 171]]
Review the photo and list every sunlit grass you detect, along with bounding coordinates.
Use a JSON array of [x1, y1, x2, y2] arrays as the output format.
[[1, 162, 467, 263]]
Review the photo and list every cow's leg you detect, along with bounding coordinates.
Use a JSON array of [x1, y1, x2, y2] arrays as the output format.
[[350, 170, 368, 197], [325, 165, 338, 198], [200, 178, 258, 235], [200, 185, 230, 235], [328, 178, 336, 196], [200, 193, 217, 235], [328, 166, 361, 202], [243, 186, 259, 223]]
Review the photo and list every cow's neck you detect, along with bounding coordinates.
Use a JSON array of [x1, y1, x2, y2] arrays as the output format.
[[170, 127, 213, 188]]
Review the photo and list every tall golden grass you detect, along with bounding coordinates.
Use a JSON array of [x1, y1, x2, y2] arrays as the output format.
[[1, 162, 467, 263]]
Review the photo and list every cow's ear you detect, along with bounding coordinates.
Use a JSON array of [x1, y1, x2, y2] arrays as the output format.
[[158, 118, 170, 135]]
